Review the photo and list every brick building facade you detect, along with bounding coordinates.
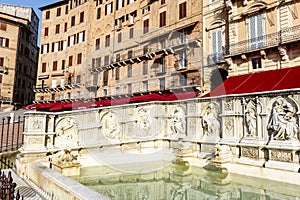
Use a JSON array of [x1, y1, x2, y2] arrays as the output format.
[[0, 4, 39, 110]]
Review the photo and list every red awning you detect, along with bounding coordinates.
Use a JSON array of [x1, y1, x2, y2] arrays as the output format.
[[204, 67, 300, 98], [165, 91, 199, 101]]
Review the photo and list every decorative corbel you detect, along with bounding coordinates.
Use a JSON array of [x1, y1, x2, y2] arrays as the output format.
[[278, 45, 288, 61], [225, 0, 233, 14], [225, 58, 233, 70], [241, 54, 247, 60], [260, 50, 266, 59]]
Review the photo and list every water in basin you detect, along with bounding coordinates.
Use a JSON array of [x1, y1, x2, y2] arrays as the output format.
[[70, 160, 300, 199]]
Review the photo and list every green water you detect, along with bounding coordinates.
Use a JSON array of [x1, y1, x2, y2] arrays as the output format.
[[71, 161, 300, 200]]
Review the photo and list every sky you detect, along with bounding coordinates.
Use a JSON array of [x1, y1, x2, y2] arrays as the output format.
[[1, 0, 59, 45]]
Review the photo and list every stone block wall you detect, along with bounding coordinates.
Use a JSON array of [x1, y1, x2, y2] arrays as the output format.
[[21, 90, 300, 166]]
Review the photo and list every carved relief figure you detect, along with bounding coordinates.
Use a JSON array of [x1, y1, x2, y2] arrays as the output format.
[[267, 98, 299, 141], [55, 118, 80, 147], [170, 107, 186, 136], [137, 108, 151, 131], [100, 111, 121, 140], [245, 102, 257, 137], [202, 103, 221, 136]]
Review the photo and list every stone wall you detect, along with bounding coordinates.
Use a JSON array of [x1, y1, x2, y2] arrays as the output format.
[[21, 90, 300, 166]]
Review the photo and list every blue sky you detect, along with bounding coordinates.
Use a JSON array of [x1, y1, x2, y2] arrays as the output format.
[[1, 0, 59, 45]]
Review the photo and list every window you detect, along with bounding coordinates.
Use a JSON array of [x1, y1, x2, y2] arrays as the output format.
[[128, 83, 132, 94], [129, 28, 134, 39], [143, 61, 148, 75], [142, 6, 150, 14], [105, 35, 110, 47], [103, 71, 108, 86], [65, 5, 68, 14], [45, 11, 50, 19], [71, 16, 75, 26], [51, 94, 55, 100], [211, 30, 223, 63], [80, 12, 84, 23], [179, 50, 187, 69], [55, 24, 60, 34], [143, 81, 148, 92], [160, 78, 165, 90], [143, 45, 148, 54], [116, 53, 120, 62], [0, 75, 2, 83], [76, 75, 81, 84], [93, 74, 98, 86], [0, 22, 7, 31], [69, 55, 73, 66], [95, 38, 100, 50], [252, 58, 262, 69], [159, 56, 166, 73], [78, 31, 85, 43], [64, 23, 68, 32], [77, 53, 82, 64], [104, 55, 110, 65], [249, 14, 264, 50], [57, 7, 61, 17], [115, 67, 120, 80], [117, 0, 124, 10], [44, 27, 49, 36], [143, 19, 149, 34], [161, 0, 166, 5], [127, 64, 132, 77], [118, 32, 122, 43], [62, 60, 65, 70], [52, 79, 57, 88], [97, 8, 101, 19], [105, 2, 113, 15], [180, 73, 187, 86], [3, 38, 9, 47], [0, 58, 3, 66], [160, 11, 166, 27], [61, 79, 65, 87], [179, 2, 187, 19], [53, 61, 57, 71], [128, 50, 133, 59], [42, 63, 46, 72]]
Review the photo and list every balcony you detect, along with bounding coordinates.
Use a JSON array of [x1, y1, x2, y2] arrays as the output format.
[[205, 53, 224, 66], [33, 82, 81, 93], [0, 66, 8, 74], [224, 25, 300, 57]]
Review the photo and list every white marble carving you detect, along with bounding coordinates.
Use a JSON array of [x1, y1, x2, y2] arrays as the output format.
[[137, 108, 151, 132], [245, 101, 257, 137], [100, 111, 121, 140], [278, 46, 288, 61], [267, 98, 299, 141], [170, 107, 186, 137], [55, 118, 80, 147], [202, 103, 221, 137]]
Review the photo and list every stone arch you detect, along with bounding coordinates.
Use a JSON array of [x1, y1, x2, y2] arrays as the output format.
[[210, 68, 228, 90], [242, 1, 267, 16], [206, 18, 226, 31]]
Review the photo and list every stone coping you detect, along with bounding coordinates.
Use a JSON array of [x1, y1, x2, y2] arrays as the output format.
[[28, 163, 108, 200]]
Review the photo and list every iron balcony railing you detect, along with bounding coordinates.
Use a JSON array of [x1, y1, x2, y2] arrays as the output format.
[[224, 25, 300, 56]]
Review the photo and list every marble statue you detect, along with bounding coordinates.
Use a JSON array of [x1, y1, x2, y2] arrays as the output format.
[[202, 103, 221, 136], [101, 111, 121, 140], [267, 98, 299, 141], [55, 118, 80, 147], [245, 103, 257, 137], [170, 107, 186, 136], [51, 149, 79, 166], [137, 108, 151, 131]]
